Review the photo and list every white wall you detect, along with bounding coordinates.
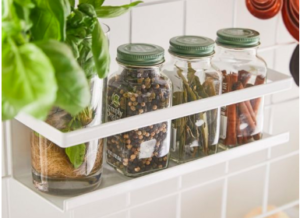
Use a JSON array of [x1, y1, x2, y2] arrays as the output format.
[[2, 0, 299, 217]]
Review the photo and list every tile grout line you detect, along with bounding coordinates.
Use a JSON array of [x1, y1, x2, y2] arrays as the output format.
[[271, 13, 283, 104], [232, 0, 238, 27], [176, 176, 182, 218], [2, 122, 8, 177], [127, 209, 131, 218], [221, 161, 229, 218], [136, 0, 183, 8], [262, 148, 271, 214], [129, 0, 133, 43], [258, 41, 298, 52], [68, 210, 74, 218], [6, 179, 11, 218], [5, 121, 13, 176], [183, 0, 187, 35], [253, 200, 299, 218]]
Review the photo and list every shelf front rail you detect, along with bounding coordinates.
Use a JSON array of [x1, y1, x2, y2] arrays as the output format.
[[15, 69, 293, 147]]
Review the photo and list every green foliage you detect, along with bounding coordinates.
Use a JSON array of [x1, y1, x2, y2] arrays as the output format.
[[1, 0, 142, 121], [66, 3, 110, 78], [2, 39, 57, 120], [79, 0, 105, 8], [35, 40, 90, 115], [30, 0, 70, 41], [95, 1, 142, 18], [65, 143, 86, 168], [92, 20, 110, 78]]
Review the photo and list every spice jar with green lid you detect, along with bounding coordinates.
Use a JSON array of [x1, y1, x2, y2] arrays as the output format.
[[212, 28, 267, 148], [105, 43, 172, 177], [162, 35, 222, 163]]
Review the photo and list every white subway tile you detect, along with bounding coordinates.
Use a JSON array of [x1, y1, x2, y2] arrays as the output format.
[[101, 210, 129, 218], [257, 49, 275, 69], [236, 0, 278, 47], [130, 177, 179, 206], [227, 166, 266, 218], [181, 180, 223, 218], [268, 154, 299, 206], [263, 106, 272, 132], [182, 163, 225, 189], [271, 44, 299, 103], [74, 194, 128, 218], [8, 179, 69, 218], [130, 195, 178, 218], [2, 179, 9, 218], [271, 99, 299, 158], [229, 150, 268, 173], [186, 0, 234, 39], [276, 14, 296, 43], [132, 1, 184, 62]]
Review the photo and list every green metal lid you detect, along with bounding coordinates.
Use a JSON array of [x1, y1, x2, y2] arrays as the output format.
[[216, 28, 260, 48], [117, 43, 165, 66], [169, 35, 215, 57]]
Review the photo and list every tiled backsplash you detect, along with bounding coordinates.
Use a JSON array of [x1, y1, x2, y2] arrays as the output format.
[[2, 0, 299, 218]]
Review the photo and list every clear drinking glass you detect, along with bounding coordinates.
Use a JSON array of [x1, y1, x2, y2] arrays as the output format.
[[31, 24, 110, 195]]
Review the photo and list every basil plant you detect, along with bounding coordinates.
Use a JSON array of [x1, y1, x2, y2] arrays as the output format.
[[2, 0, 142, 121]]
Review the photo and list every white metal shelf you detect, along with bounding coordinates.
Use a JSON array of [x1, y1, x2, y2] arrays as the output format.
[[15, 69, 292, 148], [11, 132, 289, 212]]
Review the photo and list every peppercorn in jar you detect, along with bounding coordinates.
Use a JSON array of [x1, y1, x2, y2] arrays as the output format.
[[162, 36, 222, 163], [106, 43, 172, 177], [212, 28, 267, 148]]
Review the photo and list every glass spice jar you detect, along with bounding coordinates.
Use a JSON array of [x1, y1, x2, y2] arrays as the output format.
[[31, 24, 110, 195], [106, 43, 172, 177], [162, 36, 222, 163], [212, 28, 267, 148]]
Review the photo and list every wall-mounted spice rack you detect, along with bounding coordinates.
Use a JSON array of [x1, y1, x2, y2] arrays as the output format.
[[15, 69, 292, 148], [5, 68, 293, 215]]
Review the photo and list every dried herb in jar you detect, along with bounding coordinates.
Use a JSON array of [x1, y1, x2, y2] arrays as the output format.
[[171, 63, 219, 161]]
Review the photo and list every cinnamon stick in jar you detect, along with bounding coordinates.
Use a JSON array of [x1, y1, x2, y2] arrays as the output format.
[[238, 70, 251, 87], [233, 82, 257, 124], [224, 104, 237, 145], [224, 73, 238, 146]]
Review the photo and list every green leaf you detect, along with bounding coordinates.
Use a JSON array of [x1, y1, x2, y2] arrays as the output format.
[[2, 0, 26, 44], [66, 36, 80, 58], [35, 40, 90, 116], [92, 19, 110, 78], [13, 0, 33, 32], [68, 0, 75, 8], [65, 143, 86, 168], [2, 0, 9, 19], [78, 3, 96, 17], [2, 38, 57, 120], [79, 0, 105, 7], [31, 0, 70, 41], [2, 99, 18, 120], [14, 0, 34, 8], [95, 1, 142, 18]]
